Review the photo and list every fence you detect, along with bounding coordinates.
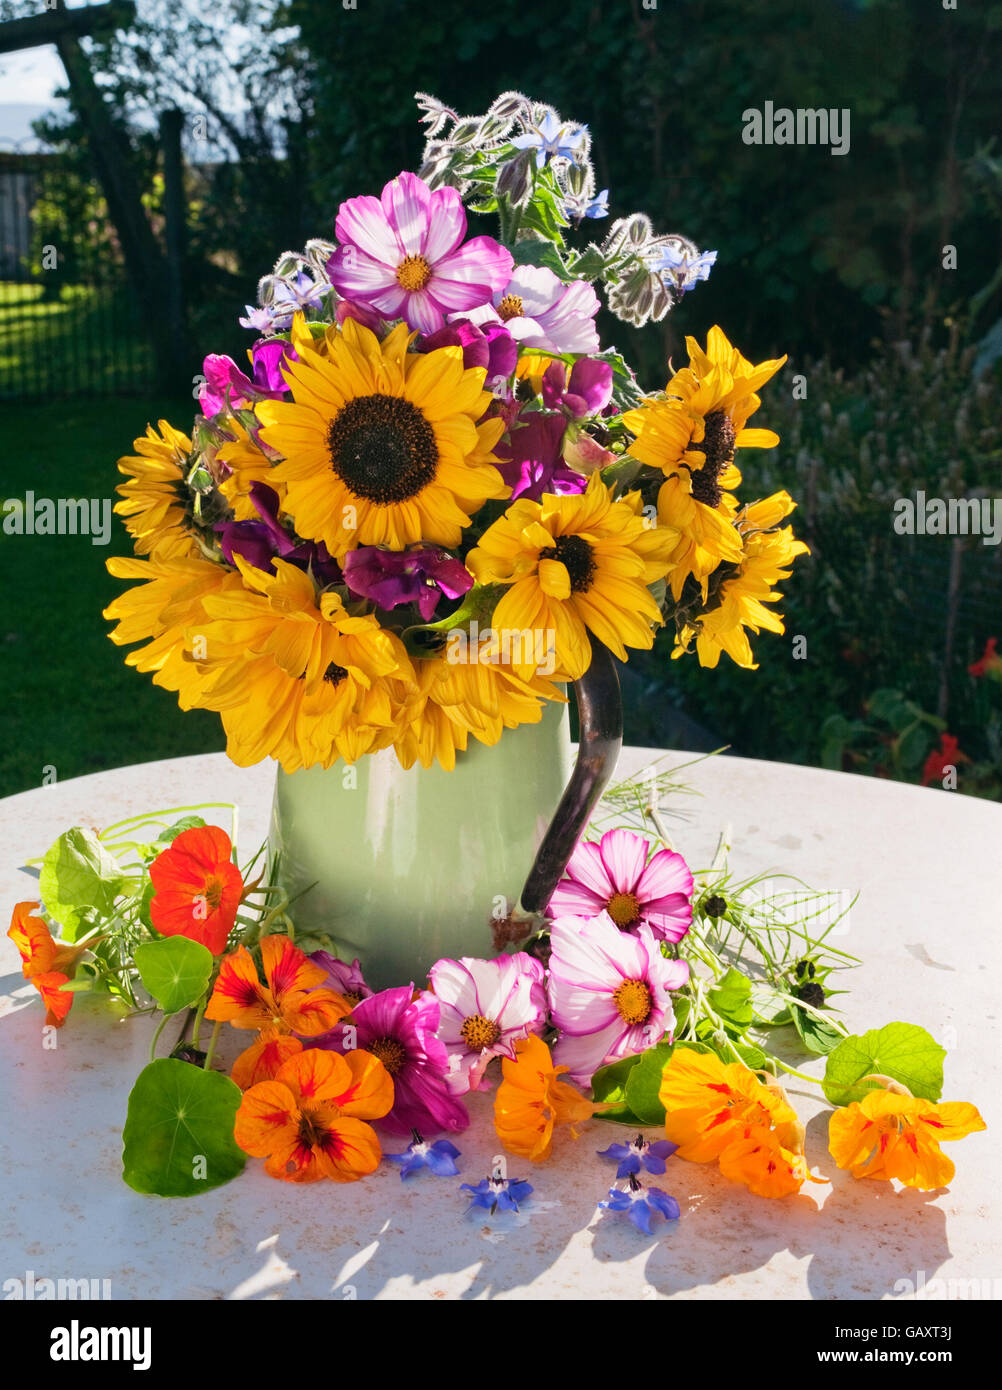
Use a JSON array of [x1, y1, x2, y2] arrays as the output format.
[[0, 142, 155, 402]]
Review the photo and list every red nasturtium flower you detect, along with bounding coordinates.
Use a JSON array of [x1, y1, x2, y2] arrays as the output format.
[[968, 637, 1002, 679], [920, 733, 971, 788], [235, 1047, 394, 1182], [149, 825, 244, 954], [206, 935, 351, 1087], [6, 901, 87, 1028]]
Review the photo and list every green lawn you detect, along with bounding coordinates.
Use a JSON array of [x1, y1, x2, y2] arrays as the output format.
[[0, 282, 155, 399], [0, 397, 226, 799]]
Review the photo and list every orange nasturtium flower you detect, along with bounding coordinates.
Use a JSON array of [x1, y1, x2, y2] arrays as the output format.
[[148, 825, 244, 955], [207, 935, 350, 1087], [235, 1047, 393, 1182], [828, 1085, 986, 1190], [659, 1048, 824, 1198], [7, 901, 89, 1028], [494, 1033, 596, 1161]]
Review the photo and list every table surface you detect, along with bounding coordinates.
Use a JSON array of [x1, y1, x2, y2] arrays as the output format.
[[1, 748, 998, 1302]]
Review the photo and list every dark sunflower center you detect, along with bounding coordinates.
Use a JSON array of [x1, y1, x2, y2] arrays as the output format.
[[323, 661, 349, 686], [538, 533, 596, 594], [688, 410, 737, 508], [326, 394, 439, 504]]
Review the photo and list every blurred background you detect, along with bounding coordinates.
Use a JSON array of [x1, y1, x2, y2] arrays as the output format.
[[1, 0, 1000, 799]]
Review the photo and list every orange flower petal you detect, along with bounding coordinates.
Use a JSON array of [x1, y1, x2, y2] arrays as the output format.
[[234, 1079, 299, 1156], [231, 1031, 304, 1090], [204, 945, 271, 1028], [314, 1116, 383, 1182], [33, 971, 73, 1028], [7, 901, 56, 978], [327, 1048, 395, 1121], [261, 933, 328, 995]]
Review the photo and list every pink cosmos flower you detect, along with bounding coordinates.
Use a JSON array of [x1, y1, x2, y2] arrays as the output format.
[[428, 952, 547, 1095], [327, 171, 513, 336], [547, 828, 693, 943], [548, 913, 690, 1086], [462, 264, 601, 354]]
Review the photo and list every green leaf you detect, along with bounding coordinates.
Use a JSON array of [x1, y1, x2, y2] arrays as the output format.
[[157, 815, 206, 844], [791, 1001, 843, 1055], [590, 1055, 645, 1125], [511, 238, 570, 279], [707, 967, 754, 1032], [750, 981, 793, 1027], [822, 1022, 946, 1107], [133, 937, 214, 1015], [122, 1059, 245, 1197], [39, 828, 125, 941], [623, 1041, 675, 1125], [731, 1041, 767, 1070]]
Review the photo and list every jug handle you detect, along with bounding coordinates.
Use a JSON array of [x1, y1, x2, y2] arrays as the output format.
[[517, 634, 623, 916]]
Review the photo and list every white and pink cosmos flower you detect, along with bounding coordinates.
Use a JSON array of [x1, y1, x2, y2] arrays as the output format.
[[428, 951, 547, 1095], [462, 264, 601, 354], [327, 171, 513, 336], [548, 827, 693, 943], [548, 912, 690, 1086]]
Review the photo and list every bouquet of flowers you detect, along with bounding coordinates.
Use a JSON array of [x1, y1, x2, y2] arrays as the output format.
[[105, 91, 808, 772]]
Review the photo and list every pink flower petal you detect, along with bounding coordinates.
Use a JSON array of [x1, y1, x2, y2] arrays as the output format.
[[328, 245, 399, 297], [423, 185, 468, 263], [635, 848, 694, 904], [399, 288, 445, 335], [599, 828, 650, 894], [560, 839, 617, 900], [380, 172, 432, 257], [434, 237, 513, 295], [546, 881, 608, 920], [553, 1020, 625, 1085], [334, 194, 400, 267]]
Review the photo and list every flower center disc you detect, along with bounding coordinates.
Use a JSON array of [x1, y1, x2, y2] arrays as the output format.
[[369, 1036, 407, 1075], [395, 254, 432, 291], [497, 294, 524, 322], [327, 394, 439, 504], [538, 533, 595, 593], [606, 891, 641, 928], [688, 410, 737, 507], [613, 977, 652, 1026], [461, 1014, 501, 1050]]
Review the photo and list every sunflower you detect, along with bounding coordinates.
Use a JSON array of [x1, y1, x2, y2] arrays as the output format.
[[624, 328, 786, 600], [104, 550, 245, 709], [196, 558, 415, 770], [672, 491, 809, 670], [114, 419, 197, 559], [216, 415, 285, 521], [256, 316, 507, 559], [466, 472, 675, 681]]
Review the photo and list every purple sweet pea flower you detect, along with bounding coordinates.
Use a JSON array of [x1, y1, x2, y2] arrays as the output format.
[[548, 912, 690, 1086], [600, 1174, 680, 1234], [199, 340, 295, 418], [343, 544, 473, 621], [547, 827, 693, 943], [386, 1132, 461, 1179], [328, 171, 513, 336], [493, 409, 587, 502], [311, 984, 470, 1137], [310, 952, 374, 1007], [421, 318, 518, 388], [540, 358, 614, 418], [461, 1175, 533, 1214], [598, 1134, 678, 1179], [462, 264, 600, 355], [215, 482, 342, 585]]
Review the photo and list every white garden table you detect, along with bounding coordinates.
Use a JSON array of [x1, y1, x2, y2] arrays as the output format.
[[1, 749, 997, 1301]]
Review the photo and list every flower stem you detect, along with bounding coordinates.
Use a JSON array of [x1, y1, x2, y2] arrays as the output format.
[[203, 1020, 223, 1071], [149, 1012, 171, 1064]]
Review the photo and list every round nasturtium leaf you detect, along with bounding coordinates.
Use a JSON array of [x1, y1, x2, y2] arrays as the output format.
[[822, 1022, 946, 1108], [134, 936, 214, 1015], [122, 1059, 246, 1197]]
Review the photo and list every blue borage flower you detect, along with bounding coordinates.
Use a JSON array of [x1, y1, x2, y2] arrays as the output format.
[[652, 245, 718, 296], [600, 1173, 680, 1234], [386, 1131, 461, 1180], [597, 1133, 678, 1179], [511, 109, 590, 168], [461, 1174, 534, 1214]]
